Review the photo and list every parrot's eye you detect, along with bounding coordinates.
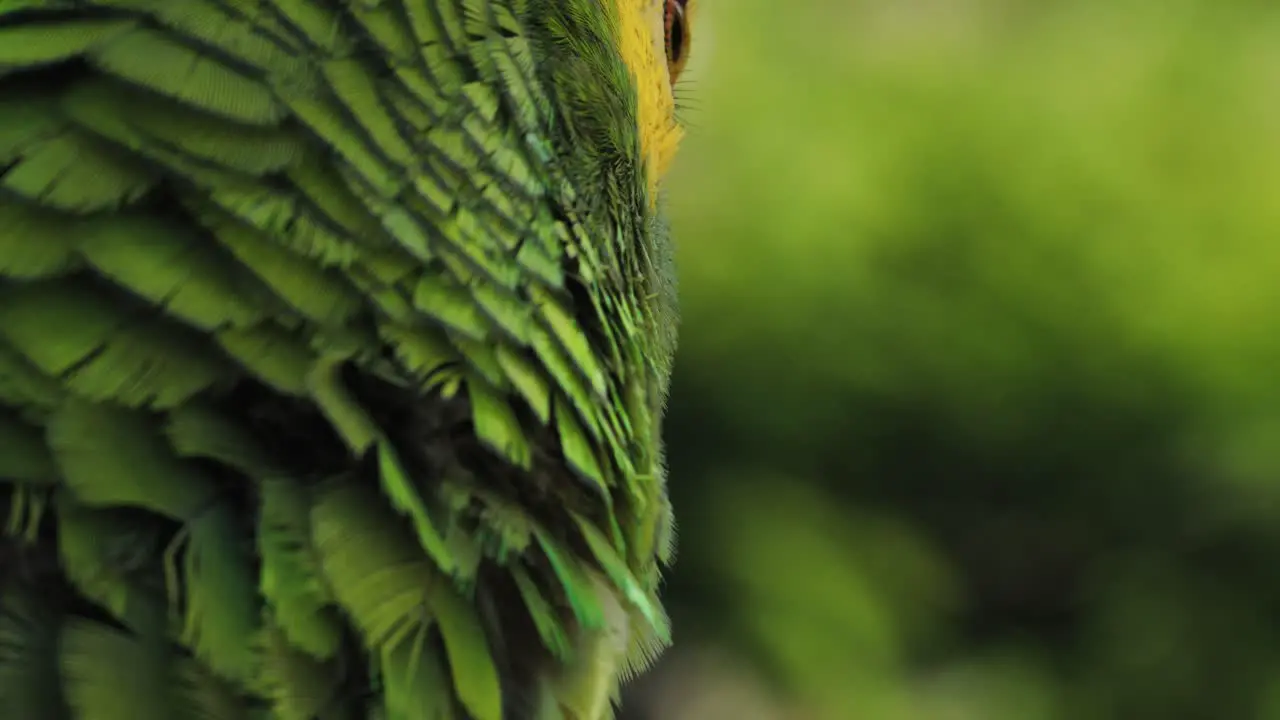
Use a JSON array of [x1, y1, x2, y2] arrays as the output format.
[[664, 0, 691, 84]]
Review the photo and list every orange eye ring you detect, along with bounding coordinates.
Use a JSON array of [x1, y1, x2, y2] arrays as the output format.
[[663, 0, 691, 85]]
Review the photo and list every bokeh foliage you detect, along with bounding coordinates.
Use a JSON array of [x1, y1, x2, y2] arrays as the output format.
[[627, 1, 1280, 717]]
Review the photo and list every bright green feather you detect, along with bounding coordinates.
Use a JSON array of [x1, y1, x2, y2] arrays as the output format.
[[0, 0, 682, 718]]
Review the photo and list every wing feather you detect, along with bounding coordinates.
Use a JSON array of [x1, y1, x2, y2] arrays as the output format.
[[0, 0, 674, 716]]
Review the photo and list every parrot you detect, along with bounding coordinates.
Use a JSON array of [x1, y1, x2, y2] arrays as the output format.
[[0, 0, 696, 718]]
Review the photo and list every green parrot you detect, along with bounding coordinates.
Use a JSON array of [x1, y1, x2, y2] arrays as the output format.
[[0, 0, 696, 718]]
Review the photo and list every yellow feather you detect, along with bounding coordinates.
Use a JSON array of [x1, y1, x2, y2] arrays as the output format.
[[613, 0, 686, 200]]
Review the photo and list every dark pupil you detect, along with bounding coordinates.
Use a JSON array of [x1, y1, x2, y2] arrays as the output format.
[[668, 5, 686, 64]]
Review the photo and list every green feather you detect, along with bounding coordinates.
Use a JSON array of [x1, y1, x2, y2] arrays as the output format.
[[172, 656, 250, 720], [0, 0, 684, 717], [0, 583, 69, 720], [93, 27, 285, 125], [257, 626, 345, 720], [513, 565, 572, 660], [47, 400, 217, 518], [54, 499, 167, 635], [258, 478, 343, 659], [77, 215, 273, 331], [0, 409, 55, 482], [470, 379, 533, 470], [380, 627, 456, 720], [309, 480, 438, 649], [377, 440, 458, 576], [426, 576, 503, 720], [0, 204, 80, 279], [1, 126, 154, 212], [181, 505, 262, 686], [0, 19, 134, 69], [215, 326, 314, 396], [0, 282, 231, 409], [59, 619, 173, 720]]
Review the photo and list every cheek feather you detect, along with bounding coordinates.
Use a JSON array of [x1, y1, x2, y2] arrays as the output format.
[[614, 0, 685, 198]]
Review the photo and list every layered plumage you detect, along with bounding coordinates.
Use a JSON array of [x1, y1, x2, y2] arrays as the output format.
[[0, 0, 691, 718]]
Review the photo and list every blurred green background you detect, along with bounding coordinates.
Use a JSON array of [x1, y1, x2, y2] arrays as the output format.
[[621, 1, 1280, 718]]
